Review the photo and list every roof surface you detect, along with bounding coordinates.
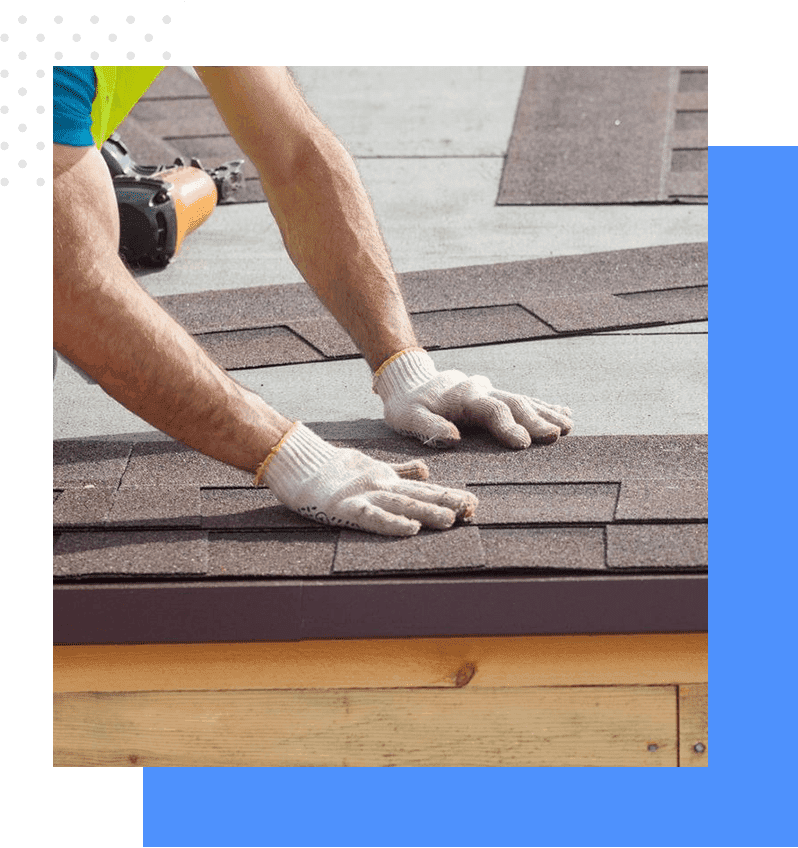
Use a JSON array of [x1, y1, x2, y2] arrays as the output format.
[[156, 242, 707, 369], [498, 67, 708, 204], [53, 67, 708, 643]]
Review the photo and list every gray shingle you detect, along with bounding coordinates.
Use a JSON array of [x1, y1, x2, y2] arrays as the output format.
[[208, 530, 336, 576], [606, 523, 707, 569], [480, 526, 606, 570], [120, 441, 250, 488], [54, 530, 209, 578], [615, 479, 708, 521], [468, 483, 619, 524], [153, 244, 707, 361], [53, 440, 132, 489], [201, 488, 314, 530], [334, 525, 485, 574], [498, 67, 707, 205]]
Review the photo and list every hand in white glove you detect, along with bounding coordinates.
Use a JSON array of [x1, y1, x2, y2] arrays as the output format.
[[374, 348, 573, 450], [258, 422, 478, 536]]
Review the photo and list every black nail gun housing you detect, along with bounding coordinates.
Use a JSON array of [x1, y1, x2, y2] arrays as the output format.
[[101, 133, 244, 268]]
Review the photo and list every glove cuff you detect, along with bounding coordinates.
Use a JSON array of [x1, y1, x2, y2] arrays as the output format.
[[254, 422, 337, 489], [373, 347, 438, 399]]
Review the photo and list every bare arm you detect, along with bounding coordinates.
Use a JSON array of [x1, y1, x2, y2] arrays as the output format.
[[194, 66, 418, 371], [53, 142, 292, 473]]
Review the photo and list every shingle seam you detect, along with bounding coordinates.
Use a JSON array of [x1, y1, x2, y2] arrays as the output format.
[[614, 285, 708, 298], [517, 303, 559, 333], [54, 519, 707, 530], [611, 482, 623, 521], [658, 67, 681, 201], [216, 321, 704, 369], [114, 443, 136, 492], [331, 531, 343, 573], [611, 518, 708, 526]]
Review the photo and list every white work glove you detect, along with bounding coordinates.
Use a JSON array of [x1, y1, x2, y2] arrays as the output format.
[[374, 348, 573, 449], [259, 422, 478, 537]]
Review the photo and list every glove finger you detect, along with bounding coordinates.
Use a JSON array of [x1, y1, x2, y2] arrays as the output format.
[[389, 459, 430, 481], [389, 405, 461, 449], [491, 391, 568, 442], [366, 490, 456, 530], [392, 480, 478, 521], [532, 398, 573, 419], [343, 497, 422, 537], [459, 392, 533, 449], [521, 396, 573, 435]]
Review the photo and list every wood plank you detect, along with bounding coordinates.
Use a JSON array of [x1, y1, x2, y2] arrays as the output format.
[[54, 685, 677, 767], [679, 682, 708, 766], [54, 633, 707, 693]]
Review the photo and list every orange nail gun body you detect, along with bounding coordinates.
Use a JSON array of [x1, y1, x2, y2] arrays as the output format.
[[101, 133, 244, 268]]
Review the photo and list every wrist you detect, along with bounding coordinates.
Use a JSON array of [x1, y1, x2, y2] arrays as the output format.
[[255, 422, 337, 489], [372, 347, 438, 398]]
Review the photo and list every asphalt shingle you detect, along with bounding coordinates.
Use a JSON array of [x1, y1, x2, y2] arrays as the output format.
[[194, 326, 325, 369], [497, 67, 708, 205], [54, 429, 707, 581], [606, 523, 708, 569], [120, 441, 250, 488], [152, 243, 707, 370], [466, 483, 619, 524], [208, 530, 336, 577], [54, 530, 209, 578], [333, 525, 485, 574], [480, 526, 606, 570]]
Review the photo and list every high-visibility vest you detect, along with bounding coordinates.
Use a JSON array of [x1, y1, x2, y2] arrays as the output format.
[[90, 66, 165, 147]]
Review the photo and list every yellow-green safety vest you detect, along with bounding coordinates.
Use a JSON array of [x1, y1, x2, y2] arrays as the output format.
[[90, 66, 165, 147]]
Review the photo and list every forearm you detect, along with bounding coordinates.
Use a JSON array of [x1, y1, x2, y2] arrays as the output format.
[[263, 128, 417, 370], [53, 143, 292, 473], [55, 268, 291, 472]]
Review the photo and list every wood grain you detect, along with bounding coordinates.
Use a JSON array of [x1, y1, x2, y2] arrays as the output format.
[[679, 683, 708, 766]]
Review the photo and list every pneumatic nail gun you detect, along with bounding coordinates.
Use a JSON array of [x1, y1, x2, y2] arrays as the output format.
[[101, 132, 245, 268]]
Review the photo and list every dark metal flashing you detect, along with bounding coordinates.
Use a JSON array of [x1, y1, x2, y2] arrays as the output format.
[[53, 572, 706, 645]]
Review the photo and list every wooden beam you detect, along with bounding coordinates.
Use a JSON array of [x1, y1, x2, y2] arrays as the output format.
[[679, 683, 708, 766], [54, 684, 678, 767], [54, 632, 707, 693]]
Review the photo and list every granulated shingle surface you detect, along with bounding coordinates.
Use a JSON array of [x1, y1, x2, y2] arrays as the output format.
[[53, 441, 132, 489], [201, 488, 315, 530], [606, 524, 708, 569], [333, 525, 485, 574], [54, 434, 707, 580], [54, 530, 208, 578], [208, 531, 336, 577], [194, 326, 324, 369], [615, 479, 708, 521], [153, 243, 707, 370], [466, 483, 619, 524], [120, 441, 250, 488], [498, 67, 708, 205], [480, 527, 606, 570]]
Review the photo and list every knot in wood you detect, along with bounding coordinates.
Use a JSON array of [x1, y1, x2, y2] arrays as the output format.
[[454, 662, 476, 688]]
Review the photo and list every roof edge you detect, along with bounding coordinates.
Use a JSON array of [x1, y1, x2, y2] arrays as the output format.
[[54, 573, 707, 644]]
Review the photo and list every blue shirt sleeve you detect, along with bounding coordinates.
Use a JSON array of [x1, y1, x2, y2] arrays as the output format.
[[53, 66, 96, 146]]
